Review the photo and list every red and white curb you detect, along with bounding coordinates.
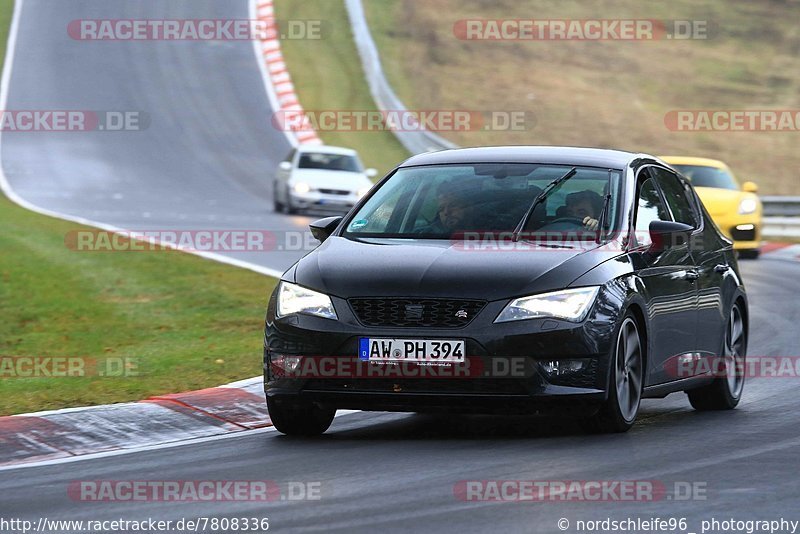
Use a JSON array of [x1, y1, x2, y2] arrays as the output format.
[[761, 242, 800, 261], [254, 0, 321, 146], [0, 378, 270, 467]]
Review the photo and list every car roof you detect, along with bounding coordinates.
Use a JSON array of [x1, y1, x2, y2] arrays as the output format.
[[660, 156, 730, 170], [399, 146, 644, 169], [297, 144, 358, 156]]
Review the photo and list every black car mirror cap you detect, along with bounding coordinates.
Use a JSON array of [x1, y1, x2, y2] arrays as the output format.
[[309, 216, 343, 243], [648, 220, 694, 252]]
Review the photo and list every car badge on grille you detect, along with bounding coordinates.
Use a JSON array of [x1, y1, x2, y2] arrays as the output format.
[[455, 309, 468, 319], [404, 304, 424, 320]]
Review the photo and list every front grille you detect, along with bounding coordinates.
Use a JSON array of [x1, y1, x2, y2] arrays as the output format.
[[318, 188, 350, 196], [349, 298, 486, 328], [730, 226, 756, 241]]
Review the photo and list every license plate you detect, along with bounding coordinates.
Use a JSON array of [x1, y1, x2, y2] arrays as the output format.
[[359, 338, 465, 363]]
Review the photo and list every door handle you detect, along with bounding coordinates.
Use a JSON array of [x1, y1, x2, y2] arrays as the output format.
[[680, 269, 700, 281], [714, 264, 729, 273]]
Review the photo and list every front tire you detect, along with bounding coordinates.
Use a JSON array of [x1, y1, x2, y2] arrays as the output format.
[[267, 397, 335, 436], [586, 314, 644, 433], [273, 183, 285, 213], [738, 249, 760, 260], [687, 302, 746, 410]]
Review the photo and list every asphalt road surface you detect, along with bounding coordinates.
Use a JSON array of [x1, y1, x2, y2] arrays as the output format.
[[1, 0, 319, 273], [1, 258, 798, 533]]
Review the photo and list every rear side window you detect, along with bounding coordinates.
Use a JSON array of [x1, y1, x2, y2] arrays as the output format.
[[634, 174, 671, 247], [653, 168, 699, 227]]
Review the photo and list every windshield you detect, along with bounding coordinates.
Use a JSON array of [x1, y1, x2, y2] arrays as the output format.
[[297, 152, 363, 173], [344, 163, 623, 241], [671, 164, 739, 190]]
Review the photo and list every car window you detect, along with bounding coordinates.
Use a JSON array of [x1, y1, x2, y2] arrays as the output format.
[[634, 174, 671, 247], [298, 152, 362, 172], [671, 165, 739, 190], [344, 164, 623, 241], [653, 168, 699, 228]]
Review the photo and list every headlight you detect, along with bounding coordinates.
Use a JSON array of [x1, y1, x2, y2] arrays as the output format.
[[357, 187, 371, 198], [738, 197, 758, 215], [293, 182, 311, 194], [495, 287, 600, 323], [277, 282, 337, 320]]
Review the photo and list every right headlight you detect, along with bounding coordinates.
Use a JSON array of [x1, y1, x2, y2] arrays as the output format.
[[277, 282, 337, 320], [738, 197, 758, 215], [495, 287, 600, 323]]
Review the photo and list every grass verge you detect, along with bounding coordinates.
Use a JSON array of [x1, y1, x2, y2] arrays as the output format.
[[363, 0, 800, 194]]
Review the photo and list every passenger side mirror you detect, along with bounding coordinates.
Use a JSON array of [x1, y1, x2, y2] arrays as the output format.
[[742, 181, 758, 193], [648, 220, 694, 253], [279, 161, 292, 171], [309, 216, 343, 243], [365, 168, 378, 178]]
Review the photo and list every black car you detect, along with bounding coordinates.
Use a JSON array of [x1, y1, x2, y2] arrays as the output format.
[[263, 146, 748, 434]]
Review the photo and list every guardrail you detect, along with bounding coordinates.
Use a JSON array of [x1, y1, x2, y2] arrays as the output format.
[[762, 198, 800, 238]]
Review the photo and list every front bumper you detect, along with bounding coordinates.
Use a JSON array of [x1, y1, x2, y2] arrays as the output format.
[[290, 191, 359, 212], [263, 292, 616, 415], [709, 212, 762, 251]]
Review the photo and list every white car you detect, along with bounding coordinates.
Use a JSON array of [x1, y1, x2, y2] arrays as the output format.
[[273, 145, 377, 214]]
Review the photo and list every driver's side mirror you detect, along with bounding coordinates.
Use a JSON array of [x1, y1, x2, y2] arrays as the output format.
[[742, 181, 758, 193], [279, 161, 292, 171], [365, 168, 378, 178], [648, 220, 694, 253], [309, 216, 343, 243]]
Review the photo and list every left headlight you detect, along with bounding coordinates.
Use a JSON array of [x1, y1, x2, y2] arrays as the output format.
[[495, 287, 600, 323], [277, 282, 337, 320], [738, 197, 758, 215]]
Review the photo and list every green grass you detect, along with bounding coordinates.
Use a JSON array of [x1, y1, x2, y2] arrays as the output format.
[[0, 195, 276, 415], [362, 0, 800, 194], [273, 0, 409, 175]]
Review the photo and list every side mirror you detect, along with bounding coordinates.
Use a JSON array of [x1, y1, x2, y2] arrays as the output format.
[[742, 181, 758, 193], [649, 220, 694, 253], [365, 168, 378, 178], [309, 216, 343, 243], [279, 161, 292, 172]]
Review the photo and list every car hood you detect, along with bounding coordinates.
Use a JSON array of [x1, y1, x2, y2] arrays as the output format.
[[694, 186, 752, 217], [291, 169, 372, 190], [293, 237, 618, 301]]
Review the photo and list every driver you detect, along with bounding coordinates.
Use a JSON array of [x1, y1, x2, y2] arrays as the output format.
[[418, 180, 473, 234], [564, 190, 603, 231]]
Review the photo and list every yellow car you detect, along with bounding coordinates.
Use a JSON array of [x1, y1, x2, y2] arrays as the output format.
[[660, 156, 762, 259]]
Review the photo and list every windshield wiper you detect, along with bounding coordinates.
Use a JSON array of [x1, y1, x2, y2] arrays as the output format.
[[513, 167, 577, 242], [595, 169, 613, 244]]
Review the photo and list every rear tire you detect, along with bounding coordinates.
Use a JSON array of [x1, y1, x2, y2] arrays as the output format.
[[586, 313, 644, 433], [267, 397, 335, 436], [687, 302, 746, 410], [738, 249, 760, 260]]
